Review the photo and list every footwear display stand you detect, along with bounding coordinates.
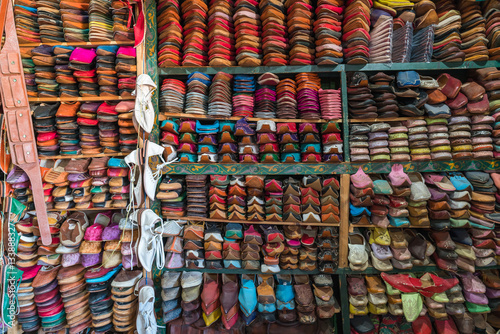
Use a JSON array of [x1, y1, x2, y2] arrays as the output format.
[[3, 0, 500, 332]]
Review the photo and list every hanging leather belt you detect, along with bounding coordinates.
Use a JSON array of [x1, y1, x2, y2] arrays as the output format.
[[0, 1, 51, 245]]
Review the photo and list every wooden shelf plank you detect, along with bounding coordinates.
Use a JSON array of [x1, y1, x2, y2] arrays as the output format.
[[39, 153, 127, 160], [20, 41, 134, 47], [29, 96, 135, 103], [161, 215, 340, 227], [350, 116, 425, 123], [159, 113, 341, 123]]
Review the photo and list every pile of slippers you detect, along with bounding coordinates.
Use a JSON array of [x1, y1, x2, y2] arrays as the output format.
[[233, 0, 262, 66], [287, 0, 315, 65], [208, 0, 236, 66], [314, 0, 344, 65], [157, 0, 183, 67], [14, 0, 40, 43], [181, 0, 209, 66], [261, 0, 288, 66], [342, 0, 371, 64]]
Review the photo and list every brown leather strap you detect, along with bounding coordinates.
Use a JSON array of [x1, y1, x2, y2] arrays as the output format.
[[0, 1, 51, 246], [0, 0, 8, 41]]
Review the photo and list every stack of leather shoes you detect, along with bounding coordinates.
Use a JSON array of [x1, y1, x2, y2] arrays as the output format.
[[265, 178, 283, 221], [242, 225, 262, 270], [32, 266, 67, 332], [349, 124, 370, 162], [116, 46, 136, 97], [369, 10, 393, 64], [107, 158, 129, 208], [112, 0, 135, 42], [196, 120, 218, 162], [68, 47, 97, 97], [160, 119, 180, 160], [368, 123, 390, 162], [201, 273, 221, 326], [297, 73, 321, 120], [18, 265, 41, 333], [33, 45, 59, 97], [388, 124, 410, 162], [232, 75, 256, 117], [404, 119, 430, 161], [186, 175, 208, 218], [77, 102, 101, 154], [177, 119, 197, 162], [301, 176, 322, 223], [348, 72, 376, 120], [369, 72, 398, 118], [300, 123, 322, 163], [228, 176, 246, 220], [299, 226, 318, 271], [160, 82, 184, 121], [36, 0, 64, 43], [89, 157, 111, 209], [58, 265, 91, 333], [97, 102, 119, 153], [321, 177, 340, 224], [111, 269, 143, 332], [208, 72, 233, 117], [276, 78, 298, 119], [280, 226, 300, 270], [482, 270, 500, 327], [159, 175, 186, 217], [21, 47, 38, 97], [223, 223, 243, 269], [433, 0, 465, 62], [483, 0, 500, 60], [350, 168, 373, 228], [180, 272, 203, 325], [257, 120, 279, 163], [476, 68, 500, 158], [278, 122, 300, 163], [282, 177, 301, 222], [157, 0, 182, 67], [317, 226, 339, 273], [256, 275, 277, 322], [458, 1, 489, 62], [235, 118, 258, 163], [287, 0, 315, 65], [233, 0, 262, 66], [209, 175, 228, 219], [85, 265, 120, 332], [220, 274, 240, 329], [261, 225, 285, 273], [181, 0, 209, 66], [255, 73, 278, 119], [60, 0, 90, 42], [293, 275, 316, 324], [342, 0, 371, 64], [260, 0, 288, 66], [207, 0, 236, 67], [314, 0, 344, 65], [116, 100, 137, 151], [162, 271, 183, 324], [54, 46, 79, 97], [14, 0, 41, 44], [313, 275, 340, 319], [204, 223, 223, 270], [89, 0, 114, 42], [34, 103, 60, 156], [96, 45, 119, 97], [348, 276, 368, 316]]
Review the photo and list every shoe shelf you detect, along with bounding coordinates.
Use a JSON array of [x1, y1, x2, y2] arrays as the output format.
[[156, 267, 322, 275], [155, 159, 500, 175], [47, 208, 125, 211], [39, 153, 128, 160], [28, 96, 135, 103], [158, 113, 342, 124], [19, 41, 135, 47], [349, 116, 425, 123], [350, 224, 430, 229], [343, 60, 500, 72], [158, 64, 343, 76], [157, 61, 500, 77], [336, 264, 500, 275], [162, 215, 340, 227]]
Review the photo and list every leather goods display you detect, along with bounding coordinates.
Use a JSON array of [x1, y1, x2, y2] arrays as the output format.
[[160, 71, 342, 120], [0, 0, 51, 246], [160, 174, 341, 225], [160, 118, 343, 164]]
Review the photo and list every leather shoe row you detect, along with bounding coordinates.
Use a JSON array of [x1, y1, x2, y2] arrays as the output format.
[[160, 174, 341, 224], [160, 117, 343, 164], [21, 45, 136, 98], [350, 270, 500, 333], [162, 271, 340, 328], [162, 219, 338, 274]]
